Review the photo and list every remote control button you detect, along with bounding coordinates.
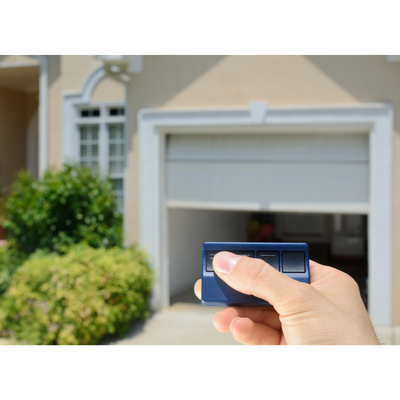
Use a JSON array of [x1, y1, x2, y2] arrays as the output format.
[[206, 250, 254, 272], [282, 251, 305, 273], [257, 252, 279, 270]]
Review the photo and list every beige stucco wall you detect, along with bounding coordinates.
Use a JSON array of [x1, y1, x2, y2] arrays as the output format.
[[0, 85, 38, 193], [61, 56, 103, 95], [91, 77, 125, 103], [126, 55, 400, 324]]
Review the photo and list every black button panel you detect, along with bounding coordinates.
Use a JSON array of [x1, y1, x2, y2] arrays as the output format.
[[257, 252, 279, 270], [206, 250, 254, 272], [282, 251, 305, 273]]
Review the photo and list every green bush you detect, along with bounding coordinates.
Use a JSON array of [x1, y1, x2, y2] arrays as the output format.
[[0, 245, 27, 296], [0, 178, 6, 239], [0, 246, 14, 295], [2, 164, 122, 256], [0, 245, 153, 345]]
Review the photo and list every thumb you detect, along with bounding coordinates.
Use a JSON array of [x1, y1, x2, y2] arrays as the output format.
[[213, 251, 314, 314]]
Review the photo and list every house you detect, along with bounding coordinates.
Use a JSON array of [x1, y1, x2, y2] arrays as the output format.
[[1, 55, 399, 343]]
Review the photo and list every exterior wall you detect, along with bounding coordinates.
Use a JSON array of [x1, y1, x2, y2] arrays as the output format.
[[127, 55, 400, 324], [0, 85, 38, 193], [91, 77, 125, 103], [61, 56, 103, 94]]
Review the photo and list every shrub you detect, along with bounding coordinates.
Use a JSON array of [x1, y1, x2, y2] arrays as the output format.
[[2, 164, 122, 256], [0, 245, 27, 296], [0, 179, 6, 239], [0, 245, 153, 345], [0, 246, 14, 296]]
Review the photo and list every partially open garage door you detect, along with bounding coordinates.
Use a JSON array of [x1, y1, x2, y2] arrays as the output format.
[[166, 133, 369, 213]]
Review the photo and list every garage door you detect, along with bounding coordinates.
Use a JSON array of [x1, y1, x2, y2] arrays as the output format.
[[166, 133, 369, 213]]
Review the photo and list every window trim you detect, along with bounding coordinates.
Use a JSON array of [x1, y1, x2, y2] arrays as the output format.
[[74, 101, 127, 214]]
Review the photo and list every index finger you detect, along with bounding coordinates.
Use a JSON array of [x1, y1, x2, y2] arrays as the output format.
[[194, 279, 201, 299]]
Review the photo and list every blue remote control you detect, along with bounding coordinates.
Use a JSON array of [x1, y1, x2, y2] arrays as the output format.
[[201, 242, 310, 307]]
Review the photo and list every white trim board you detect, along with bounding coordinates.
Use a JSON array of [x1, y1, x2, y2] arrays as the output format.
[[138, 103, 393, 327]]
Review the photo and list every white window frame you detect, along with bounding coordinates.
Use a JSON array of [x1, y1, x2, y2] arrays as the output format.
[[74, 101, 126, 213], [74, 102, 125, 170], [62, 65, 127, 214]]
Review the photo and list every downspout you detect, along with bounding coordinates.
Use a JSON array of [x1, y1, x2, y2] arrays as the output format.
[[27, 55, 48, 178]]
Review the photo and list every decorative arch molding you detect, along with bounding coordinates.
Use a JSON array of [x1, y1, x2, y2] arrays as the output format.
[[62, 65, 105, 161]]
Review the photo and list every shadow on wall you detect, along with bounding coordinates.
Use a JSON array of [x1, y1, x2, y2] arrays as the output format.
[[305, 55, 400, 130], [132, 55, 227, 108]]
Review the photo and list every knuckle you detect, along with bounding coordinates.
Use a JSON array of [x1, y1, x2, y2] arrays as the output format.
[[241, 258, 270, 290], [286, 283, 320, 309], [238, 257, 284, 300], [332, 268, 360, 291]]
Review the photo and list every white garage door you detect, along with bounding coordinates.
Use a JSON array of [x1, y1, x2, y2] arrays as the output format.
[[166, 133, 369, 213]]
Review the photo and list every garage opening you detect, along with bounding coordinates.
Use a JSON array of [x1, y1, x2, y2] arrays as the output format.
[[169, 209, 368, 310], [166, 130, 369, 307]]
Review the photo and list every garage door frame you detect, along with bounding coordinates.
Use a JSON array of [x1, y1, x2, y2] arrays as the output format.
[[138, 103, 393, 327]]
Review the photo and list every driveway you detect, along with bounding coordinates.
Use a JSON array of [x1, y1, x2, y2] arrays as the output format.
[[102, 289, 241, 345]]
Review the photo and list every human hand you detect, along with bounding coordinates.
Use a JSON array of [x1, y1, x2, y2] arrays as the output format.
[[194, 252, 379, 345]]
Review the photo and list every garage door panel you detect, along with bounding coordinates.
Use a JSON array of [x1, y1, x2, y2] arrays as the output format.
[[269, 164, 368, 202], [167, 161, 369, 206], [167, 133, 369, 163]]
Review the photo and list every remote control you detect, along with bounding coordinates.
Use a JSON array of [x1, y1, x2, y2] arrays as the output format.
[[201, 242, 310, 307]]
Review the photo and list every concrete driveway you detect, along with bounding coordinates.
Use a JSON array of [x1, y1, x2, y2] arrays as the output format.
[[102, 289, 242, 345]]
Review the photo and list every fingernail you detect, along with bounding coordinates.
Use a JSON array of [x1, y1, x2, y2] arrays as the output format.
[[213, 252, 242, 275], [230, 317, 241, 332]]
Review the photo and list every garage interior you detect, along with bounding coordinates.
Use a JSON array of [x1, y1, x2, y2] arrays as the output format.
[[169, 209, 368, 310]]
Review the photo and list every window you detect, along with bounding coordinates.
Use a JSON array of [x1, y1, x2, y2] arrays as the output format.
[[76, 104, 126, 214], [109, 107, 124, 116], [81, 108, 100, 117], [108, 124, 125, 174], [108, 123, 125, 214], [112, 179, 124, 214], [79, 125, 99, 173]]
